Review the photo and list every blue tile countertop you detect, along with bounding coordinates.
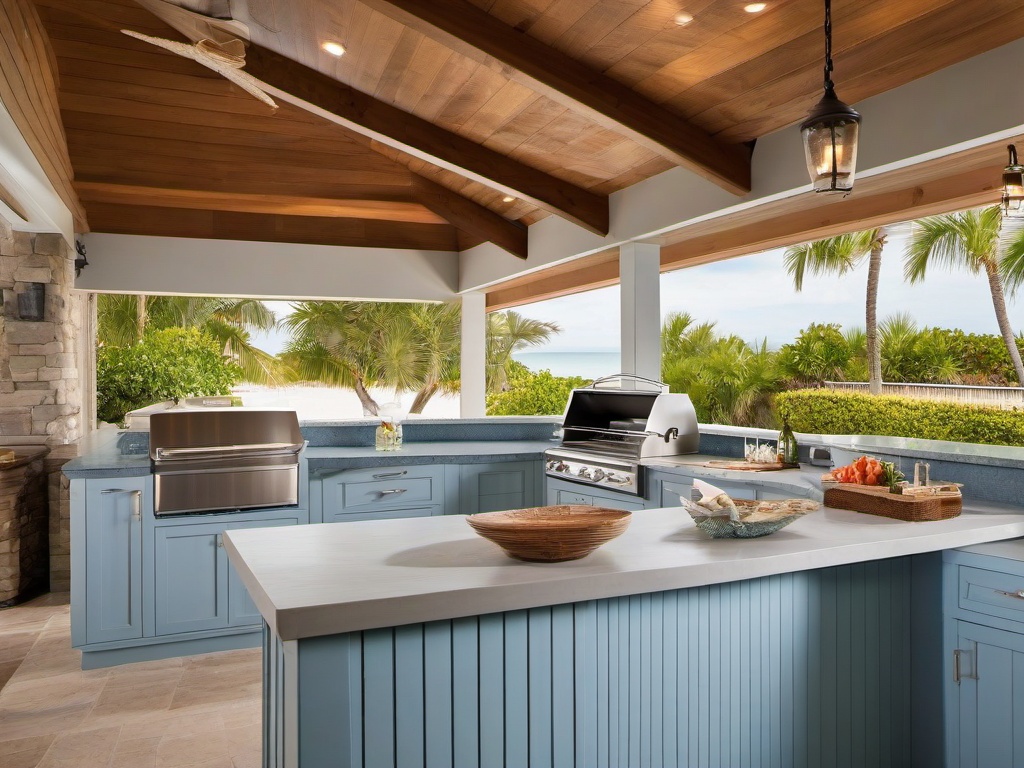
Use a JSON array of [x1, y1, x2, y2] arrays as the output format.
[[305, 440, 557, 475], [61, 430, 560, 480]]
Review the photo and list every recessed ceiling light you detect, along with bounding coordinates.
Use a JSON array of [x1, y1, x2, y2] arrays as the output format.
[[502, 195, 515, 203], [744, 2, 767, 11], [321, 41, 346, 57], [673, 11, 694, 25]]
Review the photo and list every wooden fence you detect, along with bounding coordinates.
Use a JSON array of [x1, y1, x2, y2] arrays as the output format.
[[823, 381, 1024, 409]]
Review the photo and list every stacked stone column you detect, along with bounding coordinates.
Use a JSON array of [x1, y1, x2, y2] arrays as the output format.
[[0, 221, 84, 595]]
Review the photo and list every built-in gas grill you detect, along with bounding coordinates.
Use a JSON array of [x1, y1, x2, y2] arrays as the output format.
[[545, 375, 699, 497], [150, 410, 304, 515]]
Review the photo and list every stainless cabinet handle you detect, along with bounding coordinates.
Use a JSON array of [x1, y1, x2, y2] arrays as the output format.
[[378, 488, 407, 496], [995, 589, 1024, 600], [373, 470, 408, 479], [216, 533, 223, 548], [954, 648, 978, 684], [102, 488, 142, 521]]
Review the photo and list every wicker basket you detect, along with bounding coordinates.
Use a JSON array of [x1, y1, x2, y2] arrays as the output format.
[[824, 484, 962, 522], [466, 505, 631, 562]]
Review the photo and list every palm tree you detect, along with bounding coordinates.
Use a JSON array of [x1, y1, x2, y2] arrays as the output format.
[[97, 295, 281, 384], [282, 301, 560, 415], [486, 311, 560, 393], [784, 228, 887, 394], [904, 206, 1024, 385]]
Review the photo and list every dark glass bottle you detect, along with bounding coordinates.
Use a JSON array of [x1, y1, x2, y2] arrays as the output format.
[[777, 419, 799, 465]]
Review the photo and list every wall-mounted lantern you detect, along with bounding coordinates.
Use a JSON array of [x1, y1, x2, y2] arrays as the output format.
[[1002, 145, 1024, 219], [17, 282, 45, 321]]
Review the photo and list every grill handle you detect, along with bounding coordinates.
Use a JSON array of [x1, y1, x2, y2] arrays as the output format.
[[154, 442, 302, 461], [589, 373, 667, 392]]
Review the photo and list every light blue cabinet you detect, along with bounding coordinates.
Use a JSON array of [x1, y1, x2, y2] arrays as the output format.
[[80, 477, 148, 645], [72, 465, 308, 668], [460, 461, 540, 515], [153, 515, 303, 635], [944, 547, 1024, 768], [315, 464, 449, 522], [313, 459, 543, 521]]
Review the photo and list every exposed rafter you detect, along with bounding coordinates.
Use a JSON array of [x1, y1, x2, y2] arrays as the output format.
[[241, 43, 609, 236], [74, 181, 448, 224], [411, 177, 527, 260], [356, 0, 752, 196]]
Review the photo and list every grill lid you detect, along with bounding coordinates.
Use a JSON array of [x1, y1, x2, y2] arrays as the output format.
[[150, 409, 303, 463]]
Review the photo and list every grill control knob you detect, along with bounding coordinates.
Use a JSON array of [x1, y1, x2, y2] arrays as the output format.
[[592, 469, 606, 482]]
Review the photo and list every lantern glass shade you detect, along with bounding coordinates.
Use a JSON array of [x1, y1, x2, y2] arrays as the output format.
[[1003, 168, 1024, 218], [801, 117, 859, 193]]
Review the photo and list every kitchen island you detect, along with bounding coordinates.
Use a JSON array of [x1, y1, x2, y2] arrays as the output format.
[[225, 501, 1024, 768]]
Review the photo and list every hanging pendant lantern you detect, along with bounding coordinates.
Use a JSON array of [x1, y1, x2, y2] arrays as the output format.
[[1002, 144, 1024, 218], [801, 0, 860, 193]]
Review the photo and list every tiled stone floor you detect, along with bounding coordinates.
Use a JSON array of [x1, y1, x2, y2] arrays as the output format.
[[0, 594, 261, 768]]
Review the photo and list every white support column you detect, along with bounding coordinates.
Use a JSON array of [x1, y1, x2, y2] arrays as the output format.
[[460, 291, 487, 417], [619, 242, 662, 385]]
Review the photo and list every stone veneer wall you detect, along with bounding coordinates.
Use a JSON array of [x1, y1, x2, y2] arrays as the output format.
[[0, 219, 84, 593]]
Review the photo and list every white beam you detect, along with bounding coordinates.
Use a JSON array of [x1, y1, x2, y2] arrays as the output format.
[[460, 291, 487, 417], [0, 98, 74, 242], [77, 233, 459, 302], [619, 242, 661, 384]]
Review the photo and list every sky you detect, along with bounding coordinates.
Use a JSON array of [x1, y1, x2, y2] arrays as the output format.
[[250, 220, 1024, 355]]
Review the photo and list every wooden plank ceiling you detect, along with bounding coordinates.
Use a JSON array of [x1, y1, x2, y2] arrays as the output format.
[[27, 0, 1024, 257]]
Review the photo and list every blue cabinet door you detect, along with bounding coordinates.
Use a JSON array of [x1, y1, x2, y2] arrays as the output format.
[[953, 620, 1024, 768], [460, 461, 540, 515], [153, 521, 230, 635], [227, 517, 300, 627], [83, 477, 147, 644]]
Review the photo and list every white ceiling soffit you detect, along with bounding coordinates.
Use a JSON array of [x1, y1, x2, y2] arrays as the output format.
[[0, 98, 74, 240], [133, 0, 250, 42]]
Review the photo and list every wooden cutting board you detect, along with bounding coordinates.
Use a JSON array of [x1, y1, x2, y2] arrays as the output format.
[[703, 460, 799, 471]]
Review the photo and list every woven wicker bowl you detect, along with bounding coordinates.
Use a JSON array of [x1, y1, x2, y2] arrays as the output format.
[[466, 505, 631, 562]]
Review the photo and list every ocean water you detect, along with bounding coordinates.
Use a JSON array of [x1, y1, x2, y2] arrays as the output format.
[[512, 351, 621, 380]]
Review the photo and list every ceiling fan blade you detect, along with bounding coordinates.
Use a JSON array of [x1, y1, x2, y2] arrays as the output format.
[[121, 29, 278, 109]]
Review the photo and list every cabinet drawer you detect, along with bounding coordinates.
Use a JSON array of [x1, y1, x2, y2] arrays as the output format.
[[323, 465, 444, 513], [556, 489, 593, 506], [958, 565, 1024, 625]]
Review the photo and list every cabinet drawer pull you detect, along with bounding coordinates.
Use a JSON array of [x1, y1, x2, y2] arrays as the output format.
[[216, 533, 224, 548], [378, 488, 408, 496], [373, 470, 408, 479], [994, 589, 1024, 600]]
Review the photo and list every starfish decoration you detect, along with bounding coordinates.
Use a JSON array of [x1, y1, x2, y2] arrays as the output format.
[[121, 29, 277, 110]]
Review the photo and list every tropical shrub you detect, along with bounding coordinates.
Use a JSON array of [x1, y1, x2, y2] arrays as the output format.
[[486, 363, 587, 416], [776, 389, 1024, 446], [776, 323, 855, 385], [97, 328, 241, 425], [661, 312, 784, 427]]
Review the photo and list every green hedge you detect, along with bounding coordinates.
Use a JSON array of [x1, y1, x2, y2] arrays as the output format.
[[486, 368, 588, 416], [776, 389, 1024, 447]]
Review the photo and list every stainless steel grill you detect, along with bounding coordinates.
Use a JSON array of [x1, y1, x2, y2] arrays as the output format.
[[150, 410, 304, 515], [545, 375, 699, 496]]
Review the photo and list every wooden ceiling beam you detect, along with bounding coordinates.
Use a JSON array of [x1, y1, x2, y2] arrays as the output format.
[[84, 201, 460, 251], [356, 0, 751, 196], [411, 176, 527, 260], [74, 181, 448, 224], [241, 43, 609, 236]]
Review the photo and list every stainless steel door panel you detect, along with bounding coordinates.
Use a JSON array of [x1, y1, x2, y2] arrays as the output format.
[[154, 465, 299, 515]]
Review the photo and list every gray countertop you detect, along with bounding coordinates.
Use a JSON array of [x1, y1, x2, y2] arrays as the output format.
[[224, 503, 1024, 641]]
